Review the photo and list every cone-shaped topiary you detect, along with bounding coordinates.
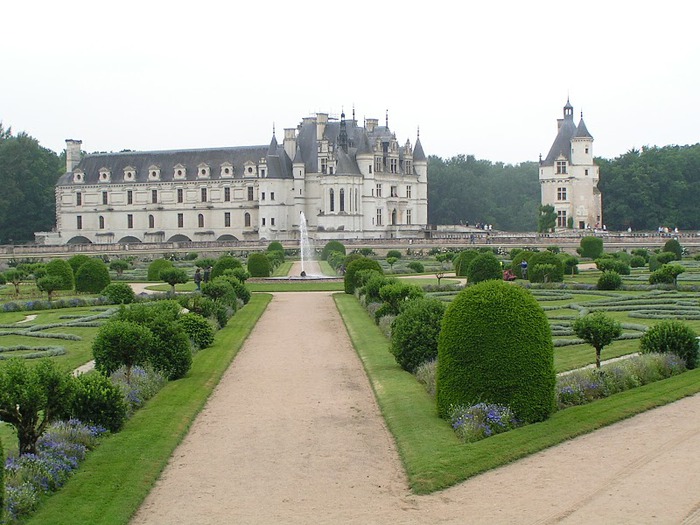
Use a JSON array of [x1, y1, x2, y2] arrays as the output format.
[[75, 258, 111, 293], [437, 280, 555, 422]]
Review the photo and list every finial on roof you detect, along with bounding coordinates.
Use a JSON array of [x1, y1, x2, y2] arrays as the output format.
[[417, 126, 420, 138], [272, 122, 276, 136], [386, 109, 389, 128], [352, 104, 355, 122], [581, 111, 583, 119]]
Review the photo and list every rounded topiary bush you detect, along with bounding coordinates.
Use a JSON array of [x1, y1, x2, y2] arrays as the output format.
[[390, 297, 445, 373], [247, 252, 272, 277], [71, 372, 128, 432], [322, 240, 346, 260], [76, 259, 111, 293], [528, 251, 564, 282], [386, 249, 402, 260], [102, 282, 136, 304], [221, 274, 251, 304], [630, 255, 647, 268], [663, 238, 683, 260], [147, 259, 174, 281], [211, 256, 243, 280], [178, 312, 215, 350], [466, 252, 502, 283], [93, 320, 154, 377], [595, 258, 630, 275], [640, 320, 698, 369], [202, 278, 238, 308], [510, 250, 534, 279], [267, 241, 284, 253], [146, 318, 192, 380], [67, 254, 92, 276], [649, 252, 677, 271], [45, 258, 75, 290], [597, 270, 622, 290], [344, 257, 383, 294], [453, 250, 479, 277], [578, 236, 604, 259], [343, 253, 364, 269], [407, 261, 425, 273], [437, 280, 555, 422]]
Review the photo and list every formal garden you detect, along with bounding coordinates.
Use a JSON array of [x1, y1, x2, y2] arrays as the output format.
[[1, 235, 699, 521]]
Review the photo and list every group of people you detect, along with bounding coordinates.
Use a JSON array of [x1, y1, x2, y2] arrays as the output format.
[[193, 266, 212, 291]]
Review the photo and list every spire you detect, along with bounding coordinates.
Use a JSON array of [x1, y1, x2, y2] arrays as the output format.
[[338, 110, 348, 153], [385, 109, 389, 129], [413, 132, 426, 162]]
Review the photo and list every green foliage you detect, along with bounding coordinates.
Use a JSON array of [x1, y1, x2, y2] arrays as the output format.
[[116, 300, 181, 325], [101, 282, 136, 304], [177, 312, 215, 350], [640, 320, 698, 369], [0, 358, 74, 454], [376, 282, 424, 319], [266, 250, 285, 268], [572, 312, 622, 368], [147, 259, 174, 281], [159, 267, 189, 295], [559, 254, 579, 276], [386, 256, 398, 271], [436, 280, 555, 423], [93, 320, 154, 382], [649, 264, 685, 286], [326, 251, 346, 270], [219, 273, 251, 304], [407, 261, 425, 273], [194, 257, 217, 270], [528, 251, 564, 282], [202, 278, 238, 307], [67, 254, 92, 276], [145, 317, 192, 380], [510, 250, 534, 279], [247, 252, 272, 277], [75, 258, 111, 293], [4, 268, 24, 295], [227, 267, 250, 283], [321, 240, 346, 259], [577, 236, 604, 259], [36, 275, 64, 300], [390, 298, 445, 373], [343, 253, 364, 269], [630, 255, 647, 268], [71, 372, 128, 432], [386, 249, 402, 259], [631, 248, 650, 261], [595, 258, 631, 275], [344, 257, 383, 294], [184, 252, 199, 260], [597, 270, 623, 290], [0, 436, 3, 512], [211, 255, 243, 280], [109, 259, 131, 276], [360, 272, 393, 303], [267, 241, 284, 252], [538, 204, 556, 233], [45, 258, 75, 290], [453, 250, 479, 277], [177, 294, 230, 329], [649, 251, 677, 271], [466, 252, 502, 283]]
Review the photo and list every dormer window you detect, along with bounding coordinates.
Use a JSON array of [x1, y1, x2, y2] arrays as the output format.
[[220, 163, 233, 178], [73, 169, 85, 183], [98, 168, 111, 182], [174, 164, 186, 179], [556, 160, 567, 175], [197, 163, 210, 178], [149, 165, 160, 180], [123, 166, 136, 180], [244, 162, 256, 177]]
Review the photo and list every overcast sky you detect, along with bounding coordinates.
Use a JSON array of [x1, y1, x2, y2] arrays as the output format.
[[2, 0, 698, 165]]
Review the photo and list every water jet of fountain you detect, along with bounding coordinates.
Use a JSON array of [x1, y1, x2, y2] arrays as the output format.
[[299, 211, 316, 277]]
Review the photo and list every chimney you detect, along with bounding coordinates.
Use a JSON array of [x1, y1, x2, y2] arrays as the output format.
[[283, 128, 297, 160], [366, 118, 378, 132], [65, 139, 82, 172], [316, 113, 328, 141]]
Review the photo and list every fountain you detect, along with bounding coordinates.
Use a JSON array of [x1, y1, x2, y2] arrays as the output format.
[[299, 211, 316, 277]]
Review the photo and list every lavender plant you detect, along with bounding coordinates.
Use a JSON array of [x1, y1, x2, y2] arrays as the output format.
[[449, 402, 521, 443]]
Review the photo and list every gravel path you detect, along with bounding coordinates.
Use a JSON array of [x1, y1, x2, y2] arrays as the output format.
[[130, 290, 700, 524]]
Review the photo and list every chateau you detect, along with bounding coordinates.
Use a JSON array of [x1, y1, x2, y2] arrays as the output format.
[[40, 111, 428, 245], [539, 99, 602, 230]]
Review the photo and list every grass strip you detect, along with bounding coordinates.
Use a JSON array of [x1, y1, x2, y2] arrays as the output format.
[[25, 293, 272, 525], [334, 293, 700, 494], [247, 281, 343, 292]]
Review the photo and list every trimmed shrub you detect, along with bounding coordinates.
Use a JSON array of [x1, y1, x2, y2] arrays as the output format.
[[327, 251, 346, 271], [572, 312, 622, 369], [597, 270, 622, 290], [386, 249, 402, 260], [649, 251, 677, 271], [71, 372, 128, 432], [436, 280, 555, 422], [343, 253, 364, 269], [67, 254, 92, 276], [147, 259, 174, 281], [640, 320, 698, 369], [559, 254, 579, 276], [211, 256, 243, 280], [344, 257, 383, 294], [663, 238, 683, 260], [407, 261, 425, 273], [45, 258, 75, 290], [510, 250, 534, 279], [109, 259, 131, 276], [202, 278, 238, 308], [528, 251, 564, 282], [266, 250, 285, 268], [220, 273, 251, 304], [247, 252, 272, 277], [649, 264, 685, 286], [360, 272, 394, 303], [76, 259, 111, 293], [177, 294, 230, 329], [93, 320, 155, 381], [117, 300, 181, 325], [101, 282, 136, 304], [466, 252, 502, 283], [194, 257, 217, 270], [595, 258, 630, 275], [146, 317, 192, 380], [390, 297, 445, 373], [453, 250, 479, 277], [631, 248, 649, 261], [36, 275, 64, 300], [376, 281, 424, 319], [577, 236, 604, 258], [227, 267, 250, 283], [178, 312, 215, 350], [267, 241, 284, 252], [630, 255, 647, 268], [321, 240, 346, 260]]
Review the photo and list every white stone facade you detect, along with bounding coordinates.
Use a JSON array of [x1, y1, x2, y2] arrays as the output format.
[[43, 111, 428, 245], [539, 100, 602, 230]]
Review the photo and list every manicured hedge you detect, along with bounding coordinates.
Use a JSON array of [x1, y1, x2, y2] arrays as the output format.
[[390, 297, 445, 373], [45, 259, 75, 290], [466, 252, 502, 283], [344, 257, 383, 294], [321, 241, 346, 260], [75, 259, 111, 293], [528, 251, 564, 282], [211, 256, 243, 280], [453, 250, 479, 277], [247, 253, 272, 277], [578, 236, 604, 258]]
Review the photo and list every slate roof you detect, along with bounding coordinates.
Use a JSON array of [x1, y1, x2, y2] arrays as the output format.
[[575, 118, 593, 139], [543, 101, 594, 164]]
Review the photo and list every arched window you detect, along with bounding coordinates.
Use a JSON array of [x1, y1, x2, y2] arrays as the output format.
[[98, 215, 105, 229], [391, 208, 397, 225], [148, 214, 155, 229], [329, 188, 335, 212], [244, 212, 251, 227], [339, 188, 345, 212], [198, 214, 204, 228]]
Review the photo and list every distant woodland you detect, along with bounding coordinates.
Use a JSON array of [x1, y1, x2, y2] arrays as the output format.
[[0, 122, 699, 242]]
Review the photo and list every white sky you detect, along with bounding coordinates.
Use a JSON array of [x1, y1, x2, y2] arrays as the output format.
[[2, 0, 698, 165]]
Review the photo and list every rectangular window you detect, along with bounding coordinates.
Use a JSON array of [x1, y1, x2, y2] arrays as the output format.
[[557, 210, 567, 228], [151, 189, 158, 203], [76, 192, 82, 206], [149, 215, 155, 228], [406, 185, 412, 198], [321, 158, 328, 174], [556, 160, 567, 174], [557, 187, 567, 201], [369, 164, 372, 174], [224, 187, 231, 202], [406, 209, 412, 225], [224, 212, 231, 227], [585, 169, 589, 176], [271, 192, 275, 201], [177, 188, 183, 203], [127, 214, 133, 229], [247, 187, 254, 201], [262, 192, 265, 201], [177, 213, 184, 228], [262, 218, 266, 226], [271, 217, 275, 226], [376, 184, 382, 198], [390, 185, 398, 197], [390, 158, 398, 173], [201, 188, 207, 202], [102, 191, 108, 205], [127, 190, 133, 205], [375, 157, 382, 173], [76, 215, 82, 229], [376, 208, 383, 226], [405, 160, 412, 175]]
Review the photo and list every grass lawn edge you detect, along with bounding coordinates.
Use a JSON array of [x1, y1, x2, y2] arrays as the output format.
[[333, 292, 700, 494]]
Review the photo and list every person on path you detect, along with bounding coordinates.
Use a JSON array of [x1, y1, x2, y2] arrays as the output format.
[[520, 259, 528, 280], [194, 268, 202, 291]]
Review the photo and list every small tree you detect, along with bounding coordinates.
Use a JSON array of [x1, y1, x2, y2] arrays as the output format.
[[75, 258, 111, 293], [4, 268, 24, 296], [93, 320, 155, 383], [572, 312, 622, 368], [36, 274, 64, 301], [386, 249, 402, 260], [67, 254, 92, 276], [160, 267, 189, 295], [538, 204, 556, 233], [649, 264, 685, 286], [45, 258, 75, 290], [0, 358, 74, 454], [663, 238, 683, 260], [386, 256, 398, 272], [109, 259, 131, 277], [147, 258, 175, 281], [577, 236, 604, 259]]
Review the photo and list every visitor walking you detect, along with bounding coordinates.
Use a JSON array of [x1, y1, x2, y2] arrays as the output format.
[[520, 259, 528, 280], [194, 268, 202, 291]]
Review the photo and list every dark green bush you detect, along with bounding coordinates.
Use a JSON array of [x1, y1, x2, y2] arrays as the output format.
[[159, 267, 189, 295], [358, 247, 375, 256], [343, 253, 364, 269], [220, 274, 251, 304], [509, 248, 523, 259], [649, 252, 677, 271], [178, 312, 215, 350], [528, 251, 564, 282], [227, 267, 250, 283], [360, 272, 394, 303], [640, 320, 698, 369], [266, 250, 285, 268], [595, 258, 630, 275], [194, 257, 217, 270], [344, 258, 383, 294], [178, 295, 230, 329], [453, 250, 479, 277], [146, 317, 192, 380], [577, 236, 604, 258], [93, 320, 155, 380], [649, 264, 685, 286], [376, 282, 424, 319], [390, 298, 445, 373], [631, 248, 649, 261], [71, 372, 128, 432], [559, 254, 579, 276], [597, 270, 622, 290], [327, 251, 346, 270], [202, 278, 238, 308], [663, 239, 683, 260], [109, 259, 131, 276], [386, 249, 402, 260], [101, 282, 136, 304], [211, 256, 243, 280], [117, 300, 181, 325], [76, 259, 111, 293], [36, 275, 64, 300], [466, 252, 502, 283], [247, 252, 272, 277], [510, 250, 534, 279], [67, 254, 92, 276], [185, 252, 199, 260], [630, 255, 647, 268], [45, 258, 75, 290], [267, 241, 284, 252], [437, 280, 555, 422], [321, 241, 346, 260], [147, 259, 174, 281], [407, 261, 425, 273]]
